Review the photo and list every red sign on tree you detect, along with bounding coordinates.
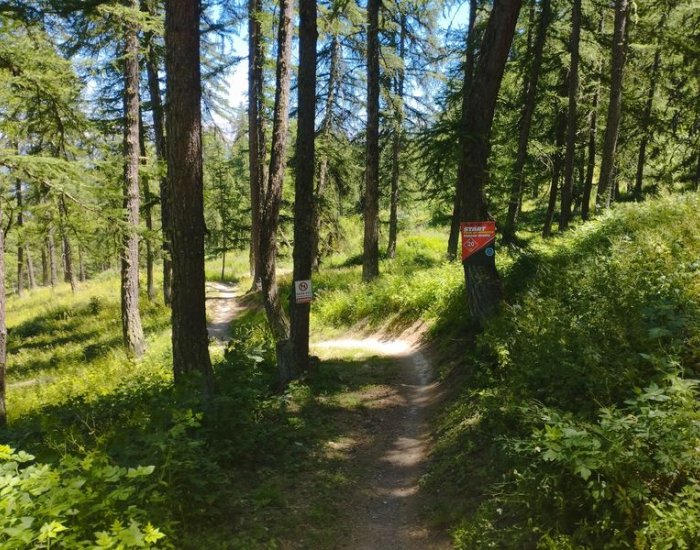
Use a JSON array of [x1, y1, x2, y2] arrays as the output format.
[[461, 221, 496, 265]]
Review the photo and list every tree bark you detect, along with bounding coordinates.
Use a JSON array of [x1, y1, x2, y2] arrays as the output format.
[[15, 180, 24, 297], [41, 245, 48, 286], [25, 245, 35, 290], [121, 4, 146, 358], [165, 0, 214, 388], [448, 0, 479, 259], [260, 0, 293, 343], [543, 100, 567, 237], [634, 15, 665, 198], [47, 230, 58, 287], [248, 0, 267, 289], [457, 0, 522, 323], [58, 195, 77, 293], [559, 0, 581, 230], [362, 0, 381, 281], [0, 200, 6, 427], [387, 13, 406, 260], [144, 0, 172, 306], [502, 0, 551, 241], [289, 0, 317, 380], [139, 110, 156, 302], [78, 243, 87, 282], [595, 0, 629, 212], [312, 34, 341, 271]]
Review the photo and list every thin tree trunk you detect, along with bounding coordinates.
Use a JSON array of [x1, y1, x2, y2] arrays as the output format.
[[289, 0, 317, 380], [47, 230, 58, 287], [248, 0, 267, 289], [144, 0, 172, 306], [312, 34, 341, 271], [502, 0, 551, 241], [41, 245, 48, 286], [221, 237, 226, 280], [25, 245, 36, 290], [634, 22, 664, 197], [363, 0, 380, 281], [387, 14, 406, 260], [0, 200, 6, 427], [139, 109, 156, 302], [78, 244, 87, 282], [165, 0, 214, 388], [121, 4, 146, 358], [559, 0, 581, 230], [58, 196, 77, 292], [15, 180, 24, 297], [543, 114, 567, 236], [458, 0, 522, 323], [260, 0, 293, 343], [448, 0, 479, 259], [596, 0, 629, 212]]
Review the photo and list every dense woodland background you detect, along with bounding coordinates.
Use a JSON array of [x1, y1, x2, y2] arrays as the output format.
[[0, 0, 699, 547]]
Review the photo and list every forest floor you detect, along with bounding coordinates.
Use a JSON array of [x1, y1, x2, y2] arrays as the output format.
[[204, 280, 450, 548]]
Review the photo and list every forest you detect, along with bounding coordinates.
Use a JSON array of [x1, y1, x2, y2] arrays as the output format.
[[0, 0, 699, 547]]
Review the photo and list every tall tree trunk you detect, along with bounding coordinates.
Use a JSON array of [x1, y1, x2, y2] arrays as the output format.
[[289, 0, 317, 380], [559, 0, 581, 230], [139, 109, 156, 301], [121, 5, 146, 359], [144, 0, 172, 306], [458, 0, 522, 323], [312, 34, 341, 271], [165, 0, 214, 387], [502, 0, 551, 241], [248, 0, 267, 289], [634, 18, 664, 198], [25, 245, 36, 290], [543, 100, 567, 237], [448, 0, 479, 259], [387, 14, 406, 260], [260, 0, 293, 343], [362, 0, 380, 281], [58, 196, 77, 292], [15, 180, 24, 297], [47, 230, 58, 287], [78, 244, 87, 282], [595, 0, 629, 212], [0, 200, 6, 427]]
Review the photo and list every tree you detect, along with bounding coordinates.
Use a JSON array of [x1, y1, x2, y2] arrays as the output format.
[[259, 0, 293, 380], [502, 0, 551, 241], [596, 0, 630, 211], [247, 0, 266, 289], [165, 0, 213, 387], [120, 0, 146, 358], [290, 0, 317, 376], [362, 0, 380, 282], [457, 0, 522, 323], [0, 196, 6, 427], [559, 0, 581, 231]]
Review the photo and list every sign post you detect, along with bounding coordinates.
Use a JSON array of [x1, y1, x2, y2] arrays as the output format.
[[461, 221, 496, 267], [294, 280, 313, 304]]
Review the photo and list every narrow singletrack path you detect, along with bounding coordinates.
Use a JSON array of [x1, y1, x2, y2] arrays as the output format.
[[312, 338, 450, 550], [205, 281, 240, 343]]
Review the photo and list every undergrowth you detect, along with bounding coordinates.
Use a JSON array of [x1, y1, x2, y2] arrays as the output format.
[[427, 193, 700, 548]]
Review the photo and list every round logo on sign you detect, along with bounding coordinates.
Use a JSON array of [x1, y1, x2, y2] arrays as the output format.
[[485, 247, 494, 257], [298, 281, 308, 291]]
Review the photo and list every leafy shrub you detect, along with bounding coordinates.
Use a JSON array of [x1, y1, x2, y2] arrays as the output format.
[[0, 445, 166, 549]]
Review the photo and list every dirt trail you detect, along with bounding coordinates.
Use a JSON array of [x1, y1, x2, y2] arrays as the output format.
[[206, 281, 240, 343], [313, 338, 450, 550]]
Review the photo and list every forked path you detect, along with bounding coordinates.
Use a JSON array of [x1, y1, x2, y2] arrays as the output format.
[[313, 338, 451, 549]]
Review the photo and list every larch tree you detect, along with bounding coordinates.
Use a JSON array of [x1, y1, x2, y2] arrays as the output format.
[[596, 0, 630, 210], [259, 0, 294, 381], [290, 0, 317, 376], [362, 0, 380, 282], [165, 0, 213, 388], [120, 0, 146, 358], [457, 0, 522, 323]]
